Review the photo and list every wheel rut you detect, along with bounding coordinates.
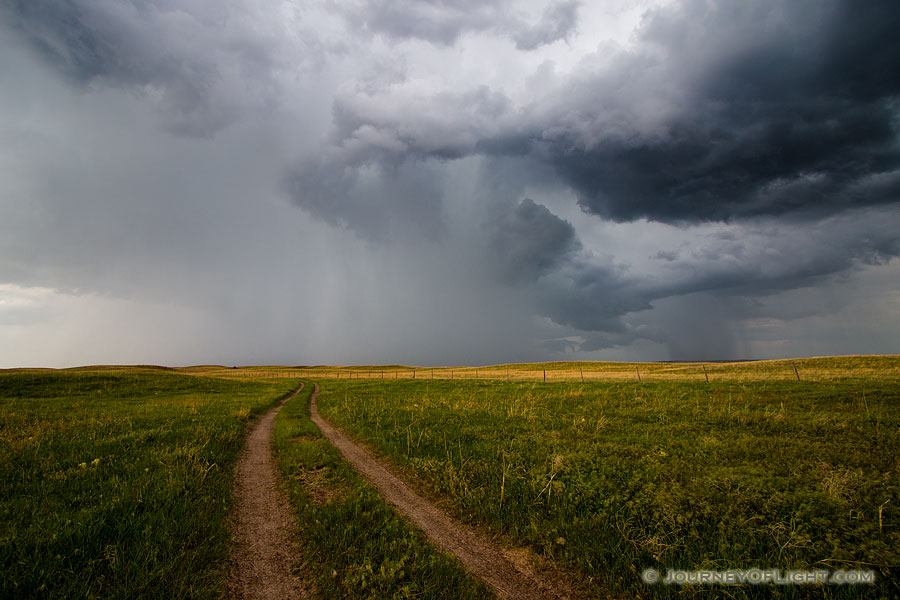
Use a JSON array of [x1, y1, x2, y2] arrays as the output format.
[[308, 383, 572, 600], [227, 383, 312, 600]]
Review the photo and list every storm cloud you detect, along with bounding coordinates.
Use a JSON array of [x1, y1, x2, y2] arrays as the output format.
[[1, 0, 303, 136], [312, 0, 900, 223], [484, 198, 580, 283], [1, 0, 899, 366], [338, 0, 579, 49], [542, 0, 900, 222]]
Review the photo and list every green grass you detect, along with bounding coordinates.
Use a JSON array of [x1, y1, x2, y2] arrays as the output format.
[[4, 358, 897, 599], [272, 383, 495, 600], [0, 367, 298, 599], [314, 357, 900, 599]]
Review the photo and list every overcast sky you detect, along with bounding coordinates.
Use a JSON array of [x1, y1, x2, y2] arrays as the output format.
[[1, 0, 899, 367]]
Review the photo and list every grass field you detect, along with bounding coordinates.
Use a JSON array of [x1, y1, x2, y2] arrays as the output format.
[[272, 384, 493, 599], [2, 357, 897, 599], [313, 356, 900, 598], [0, 367, 298, 599], [297, 355, 900, 383]]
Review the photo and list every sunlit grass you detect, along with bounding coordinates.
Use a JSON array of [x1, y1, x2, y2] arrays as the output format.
[[297, 355, 900, 384]]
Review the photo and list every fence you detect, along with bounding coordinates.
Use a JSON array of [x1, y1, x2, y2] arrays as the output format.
[[283, 361, 819, 383], [201, 359, 900, 383]]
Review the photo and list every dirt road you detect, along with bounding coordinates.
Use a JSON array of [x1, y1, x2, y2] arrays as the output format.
[[227, 384, 311, 600], [308, 383, 571, 600]]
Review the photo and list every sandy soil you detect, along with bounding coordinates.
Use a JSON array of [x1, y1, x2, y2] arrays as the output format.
[[227, 384, 312, 600], [309, 383, 573, 600]]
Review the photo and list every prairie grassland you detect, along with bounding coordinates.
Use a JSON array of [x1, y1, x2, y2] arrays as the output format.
[[299, 355, 900, 384], [314, 356, 900, 599], [0, 367, 298, 599], [272, 384, 494, 599]]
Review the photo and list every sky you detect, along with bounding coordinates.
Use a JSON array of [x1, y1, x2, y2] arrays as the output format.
[[1, 0, 899, 368]]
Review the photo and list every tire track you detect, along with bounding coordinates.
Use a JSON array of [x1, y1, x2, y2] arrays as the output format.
[[308, 383, 572, 600], [227, 383, 312, 600]]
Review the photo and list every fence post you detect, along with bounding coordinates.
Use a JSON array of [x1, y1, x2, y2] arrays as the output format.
[[792, 362, 800, 381], [636, 366, 642, 384], [580, 367, 584, 383], [543, 369, 546, 383], [703, 364, 709, 383]]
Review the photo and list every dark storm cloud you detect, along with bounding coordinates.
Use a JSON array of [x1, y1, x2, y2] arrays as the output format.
[[282, 156, 446, 241], [484, 198, 580, 282], [291, 4, 900, 348], [283, 86, 514, 240], [536, 265, 649, 331], [534, 0, 900, 222], [319, 0, 900, 224], [276, 0, 900, 356], [338, 0, 579, 49], [3, 0, 899, 366], [665, 211, 900, 298], [526, 205, 900, 352], [0, 0, 289, 136]]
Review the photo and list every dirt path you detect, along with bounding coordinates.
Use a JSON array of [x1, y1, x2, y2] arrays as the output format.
[[227, 384, 311, 600], [309, 383, 572, 600]]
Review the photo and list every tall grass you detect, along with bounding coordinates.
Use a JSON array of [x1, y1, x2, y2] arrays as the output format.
[[0, 368, 298, 599]]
